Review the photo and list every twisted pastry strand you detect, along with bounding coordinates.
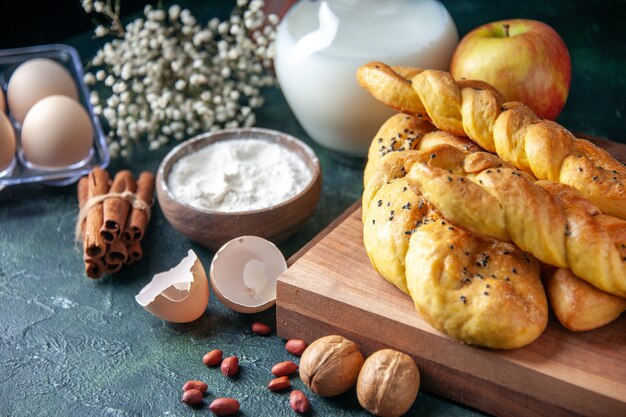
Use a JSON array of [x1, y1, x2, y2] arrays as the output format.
[[362, 114, 547, 349], [357, 62, 626, 219], [404, 144, 626, 298]]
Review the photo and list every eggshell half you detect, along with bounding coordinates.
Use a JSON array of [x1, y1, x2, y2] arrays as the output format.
[[7, 58, 78, 123], [0, 112, 16, 172], [135, 249, 209, 323], [210, 236, 288, 313]]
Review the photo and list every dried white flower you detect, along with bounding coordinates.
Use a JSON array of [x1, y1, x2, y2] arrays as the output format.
[[83, 1, 277, 157]]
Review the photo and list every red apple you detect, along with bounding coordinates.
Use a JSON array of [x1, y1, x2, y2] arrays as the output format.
[[450, 19, 571, 120]]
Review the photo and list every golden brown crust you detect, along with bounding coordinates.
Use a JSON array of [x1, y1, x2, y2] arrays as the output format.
[[404, 144, 626, 298], [405, 219, 546, 349], [362, 114, 548, 349], [547, 268, 626, 331], [356, 62, 426, 116], [357, 62, 626, 220]]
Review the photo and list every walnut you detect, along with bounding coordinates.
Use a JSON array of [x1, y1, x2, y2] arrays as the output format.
[[356, 349, 420, 417], [299, 335, 364, 397]]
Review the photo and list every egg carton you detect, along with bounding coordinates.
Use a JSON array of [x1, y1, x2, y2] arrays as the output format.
[[0, 44, 108, 188]]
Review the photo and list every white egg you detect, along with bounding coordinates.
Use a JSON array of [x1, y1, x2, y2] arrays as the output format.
[[135, 250, 210, 323], [7, 58, 78, 123], [210, 236, 288, 313], [21, 95, 93, 167], [0, 112, 16, 172]]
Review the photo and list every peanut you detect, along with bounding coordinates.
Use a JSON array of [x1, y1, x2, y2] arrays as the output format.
[[290, 390, 311, 413], [271, 360, 299, 377], [209, 397, 240, 415], [268, 375, 291, 392], [203, 349, 223, 367], [221, 356, 239, 377], [181, 389, 203, 406], [182, 380, 208, 394], [251, 322, 272, 335], [285, 339, 307, 356]]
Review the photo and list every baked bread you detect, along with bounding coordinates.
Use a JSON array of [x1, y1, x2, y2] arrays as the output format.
[[404, 144, 626, 298], [546, 268, 626, 331], [363, 114, 548, 349], [357, 62, 626, 220]]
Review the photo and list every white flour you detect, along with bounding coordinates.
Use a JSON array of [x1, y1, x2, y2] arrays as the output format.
[[168, 139, 312, 212]]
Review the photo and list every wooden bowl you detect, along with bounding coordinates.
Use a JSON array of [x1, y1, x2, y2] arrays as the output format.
[[156, 128, 322, 251]]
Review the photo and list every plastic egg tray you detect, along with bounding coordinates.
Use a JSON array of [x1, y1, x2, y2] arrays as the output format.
[[0, 44, 108, 187]]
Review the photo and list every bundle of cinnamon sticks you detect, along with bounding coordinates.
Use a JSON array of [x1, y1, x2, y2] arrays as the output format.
[[77, 167, 155, 279]]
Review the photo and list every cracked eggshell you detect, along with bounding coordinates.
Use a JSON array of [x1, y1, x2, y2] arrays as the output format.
[[135, 249, 209, 323], [210, 236, 288, 313]]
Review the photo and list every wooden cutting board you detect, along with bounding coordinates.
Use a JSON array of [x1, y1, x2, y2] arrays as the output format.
[[276, 136, 626, 417]]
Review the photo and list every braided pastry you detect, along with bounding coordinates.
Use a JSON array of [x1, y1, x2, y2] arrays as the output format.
[[363, 114, 547, 349], [546, 268, 626, 331], [404, 144, 626, 298], [357, 62, 626, 220]]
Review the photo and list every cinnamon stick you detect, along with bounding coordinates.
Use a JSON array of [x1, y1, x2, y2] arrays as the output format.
[[105, 240, 128, 265], [125, 240, 143, 265], [103, 261, 123, 274], [77, 176, 88, 237], [122, 171, 155, 244], [101, 170, 136, 243], [85, 256, 104, 279], [84, 167, 109, 258]]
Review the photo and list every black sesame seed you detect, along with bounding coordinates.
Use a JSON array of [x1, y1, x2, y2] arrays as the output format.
[[430, 153, 436, 159], [450, 245, 454, 249], [378, 200, 382, 207], [484, 291, 489, 296], [372, 220, 375, 225], [512, 268, 517, 274], [460, 295, 467, 304]]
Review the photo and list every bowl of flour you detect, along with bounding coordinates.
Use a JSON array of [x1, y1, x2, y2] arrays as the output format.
[[156, 128, 322, 250]]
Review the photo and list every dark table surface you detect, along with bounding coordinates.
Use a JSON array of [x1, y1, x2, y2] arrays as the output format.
[[1, 1, 625, 416]]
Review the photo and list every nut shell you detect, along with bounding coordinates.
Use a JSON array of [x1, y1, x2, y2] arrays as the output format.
[[356, 349, 420, 417], [299, 335, 364, 397]]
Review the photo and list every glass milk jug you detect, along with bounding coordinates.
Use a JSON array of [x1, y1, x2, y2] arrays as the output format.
[[275, 0, 458, 157]]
